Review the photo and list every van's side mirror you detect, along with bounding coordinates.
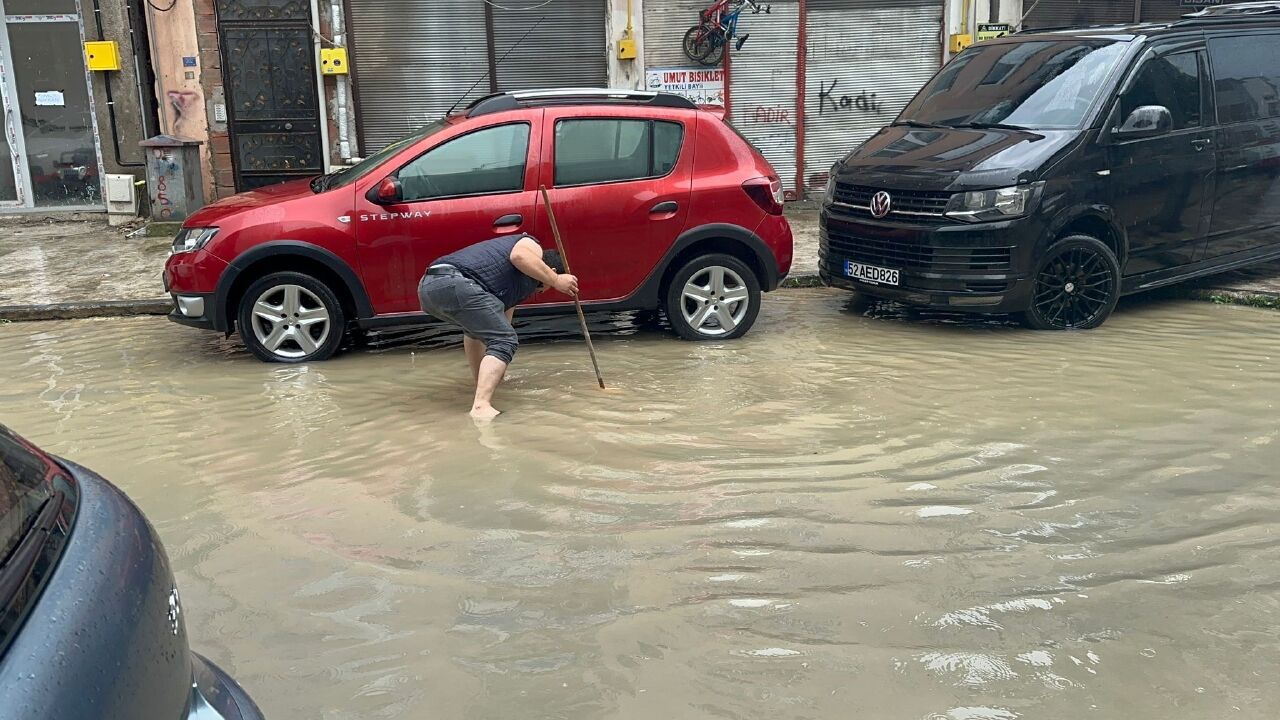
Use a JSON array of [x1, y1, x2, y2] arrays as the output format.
[[369, 177, 403, 205], [1114, 105, 1173, 140]]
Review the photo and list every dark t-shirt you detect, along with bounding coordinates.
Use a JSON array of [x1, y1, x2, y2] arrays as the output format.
[[435, 235, 540, 309]]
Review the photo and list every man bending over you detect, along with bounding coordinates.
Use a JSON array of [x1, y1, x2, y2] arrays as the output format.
[[418, 235, 578, 419]]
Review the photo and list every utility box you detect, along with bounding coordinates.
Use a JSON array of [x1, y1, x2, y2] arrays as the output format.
[[617, 37, 637, 60], [84, 41, 121, 71], [104, 173, 138, 226], [320, 47, 348, 74], [139, 135, 205, 222]]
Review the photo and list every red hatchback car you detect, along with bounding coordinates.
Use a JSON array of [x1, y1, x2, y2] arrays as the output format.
[[164, 89, 794, 363]]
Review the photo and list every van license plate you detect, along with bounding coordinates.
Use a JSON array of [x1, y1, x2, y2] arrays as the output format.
[[845, 260, 900, 286]]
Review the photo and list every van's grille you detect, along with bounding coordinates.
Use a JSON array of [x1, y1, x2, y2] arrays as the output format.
[[832, 183, 953, 221], [824, 229, 1013, 272]]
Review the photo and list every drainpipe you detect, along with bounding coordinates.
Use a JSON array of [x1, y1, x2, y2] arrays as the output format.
[[330, 0, 352, 162], [795, 0, 805, 199]]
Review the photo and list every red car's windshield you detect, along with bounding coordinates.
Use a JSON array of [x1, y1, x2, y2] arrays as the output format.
[[323, 119, 451, 191]]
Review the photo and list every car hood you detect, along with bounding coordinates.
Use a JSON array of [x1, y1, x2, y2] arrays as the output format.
[[184, 177, 319, 226], [833, 126, 1079, 191]]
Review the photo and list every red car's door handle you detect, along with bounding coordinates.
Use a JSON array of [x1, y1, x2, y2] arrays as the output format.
[[494, 214, 523, 228], [650, 201, 678, 215]]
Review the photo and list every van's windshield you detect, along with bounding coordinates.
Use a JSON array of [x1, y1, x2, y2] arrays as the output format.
[[898, 39, 1131, 131]]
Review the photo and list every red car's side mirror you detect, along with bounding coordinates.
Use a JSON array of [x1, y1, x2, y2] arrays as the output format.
[[372, 177, 403, 205]]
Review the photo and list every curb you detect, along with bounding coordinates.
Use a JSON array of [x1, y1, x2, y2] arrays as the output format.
[[780, 273, 824, 289], [0, 298, 171, 323], [1186, 287, 1280, 310], [0, 281, 1274, 324]]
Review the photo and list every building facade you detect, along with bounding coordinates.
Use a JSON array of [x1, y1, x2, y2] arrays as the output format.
[[0, 0, 153, 212], [136, 0, 1228, 209]]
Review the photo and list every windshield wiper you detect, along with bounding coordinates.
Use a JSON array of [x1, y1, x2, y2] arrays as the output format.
[[893, 120, 950, 129], [953, 122, 1029, 131], [309, 174, 330, 193]]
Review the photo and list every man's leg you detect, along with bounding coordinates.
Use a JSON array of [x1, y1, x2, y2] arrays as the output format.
[[463, 335, 486, 380], [470, 355, 508, 420]]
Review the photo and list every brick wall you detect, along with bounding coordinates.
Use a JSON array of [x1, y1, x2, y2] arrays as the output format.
[[193, 0, 235, 199]]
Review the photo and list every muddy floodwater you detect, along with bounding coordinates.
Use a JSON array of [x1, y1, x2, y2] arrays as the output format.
[[2, 289, 1279, 719]]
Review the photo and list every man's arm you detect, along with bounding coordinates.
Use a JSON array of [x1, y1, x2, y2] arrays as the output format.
[[510, 236, 578, 295]]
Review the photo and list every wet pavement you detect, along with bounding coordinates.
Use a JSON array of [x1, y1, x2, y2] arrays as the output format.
[[2, 289, 1278, 719], [0, 220, 169, 307]]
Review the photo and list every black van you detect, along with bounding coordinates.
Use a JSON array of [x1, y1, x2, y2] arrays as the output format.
[[819, 2, 1280, 329]]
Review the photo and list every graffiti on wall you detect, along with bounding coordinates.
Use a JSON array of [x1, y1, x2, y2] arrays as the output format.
[[149, 148, 180, 220], [816, 79, 884, 116], [750, 106, 791, 124], [166, 90, 202, 137]]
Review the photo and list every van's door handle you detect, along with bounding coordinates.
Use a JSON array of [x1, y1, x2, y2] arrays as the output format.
[[650, 201, 678, 215], [494, 214, 523, 227], [1191, 138, 1212, 152]]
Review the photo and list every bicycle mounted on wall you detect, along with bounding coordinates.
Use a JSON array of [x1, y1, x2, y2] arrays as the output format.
[[682, 0, 771, 67]]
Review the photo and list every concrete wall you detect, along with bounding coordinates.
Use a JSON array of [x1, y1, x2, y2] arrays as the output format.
[[87, 0, 153, 179], [143, 0, 216, 200], [607, 0, 645, 91]]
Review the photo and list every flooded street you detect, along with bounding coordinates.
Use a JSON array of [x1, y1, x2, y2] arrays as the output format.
[[2, 289, 1278, 719]]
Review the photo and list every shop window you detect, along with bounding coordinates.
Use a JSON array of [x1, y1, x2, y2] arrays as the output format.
[[1209, 36, 1280, 125], [396, 123, 529, 201], [1120, 51, 1202, 130], [554, 119, 684, 187]]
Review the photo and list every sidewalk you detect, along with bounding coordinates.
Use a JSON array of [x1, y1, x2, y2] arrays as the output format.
[[0, 211, 1276, 322], [0, 220, 171, 321]]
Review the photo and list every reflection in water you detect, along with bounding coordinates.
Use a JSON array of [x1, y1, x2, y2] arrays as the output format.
[[1, 291, 1279, 719]]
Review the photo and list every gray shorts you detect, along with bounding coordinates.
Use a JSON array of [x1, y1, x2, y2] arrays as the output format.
[[418, 273, 518, 364]]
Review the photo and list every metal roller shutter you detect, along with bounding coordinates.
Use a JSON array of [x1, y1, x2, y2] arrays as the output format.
[[1022, 0, 1137, 29], [348, 0, 609, 152], [1137, 0, 1196, 23], [492, 0, 607, 93], [803, 1, 943, 192], [644, 0, 709, 68], [730, 0, 799, 194], [348, 1, 489, 151]]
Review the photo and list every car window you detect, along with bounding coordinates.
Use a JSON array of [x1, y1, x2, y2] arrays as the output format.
[[1208, 35, 1280, 125], [396, 123, 530, 201], [554, 119, 684, 187], [1120, 51, 1202, 130], [0, 432, 57, 570]]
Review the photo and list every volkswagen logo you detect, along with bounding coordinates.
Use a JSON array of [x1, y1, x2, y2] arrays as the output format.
[[870, 191, 892, 219]]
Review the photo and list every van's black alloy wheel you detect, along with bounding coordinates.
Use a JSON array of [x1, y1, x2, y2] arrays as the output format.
[[1020, 235, 1120, 331]]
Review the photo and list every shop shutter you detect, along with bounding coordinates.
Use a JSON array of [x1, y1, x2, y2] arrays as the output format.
[[1021, 0, 1137, 29], [1137, 0, 1196, 22], [803, 1, 943, 192], [729, 0, 799, 194], [347, 1, 489, 151], [492, 0, 607, 93], [644, 0, 709, 68], [348, 0, 609, 152]]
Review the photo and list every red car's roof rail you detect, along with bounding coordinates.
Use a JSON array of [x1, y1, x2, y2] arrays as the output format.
[[465, 88, 697, 117]]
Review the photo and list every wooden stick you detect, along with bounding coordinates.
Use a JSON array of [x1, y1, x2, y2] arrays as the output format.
[[539, 185, 606, 390]]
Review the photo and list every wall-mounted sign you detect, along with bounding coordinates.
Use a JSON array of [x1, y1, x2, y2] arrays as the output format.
[[977, 23, 1012, 41], [182, 56, 197, 67], [34, 90, 65, 107], [645, 67, 724, 106]]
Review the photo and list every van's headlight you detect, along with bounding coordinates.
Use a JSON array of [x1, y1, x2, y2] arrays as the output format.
[[824, 175, 836, 204], [171, 227, 218, 255], [944, 184, 1039, 222]]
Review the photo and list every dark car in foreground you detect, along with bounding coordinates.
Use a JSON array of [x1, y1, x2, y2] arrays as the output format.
[[821, 2, 1280, 329], [0, 425, 263, 720]]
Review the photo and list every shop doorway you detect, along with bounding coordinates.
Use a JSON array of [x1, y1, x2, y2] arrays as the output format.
[[0, 0, 105, 209]]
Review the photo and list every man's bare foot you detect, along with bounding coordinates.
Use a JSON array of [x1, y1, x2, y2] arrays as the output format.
[[470, 404, 501, 421]]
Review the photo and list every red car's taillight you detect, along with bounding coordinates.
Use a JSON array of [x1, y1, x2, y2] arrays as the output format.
[[742, 176, 784, 216]]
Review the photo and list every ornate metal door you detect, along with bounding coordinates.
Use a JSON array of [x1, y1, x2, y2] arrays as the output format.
[[215, 0, 323, 190]]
